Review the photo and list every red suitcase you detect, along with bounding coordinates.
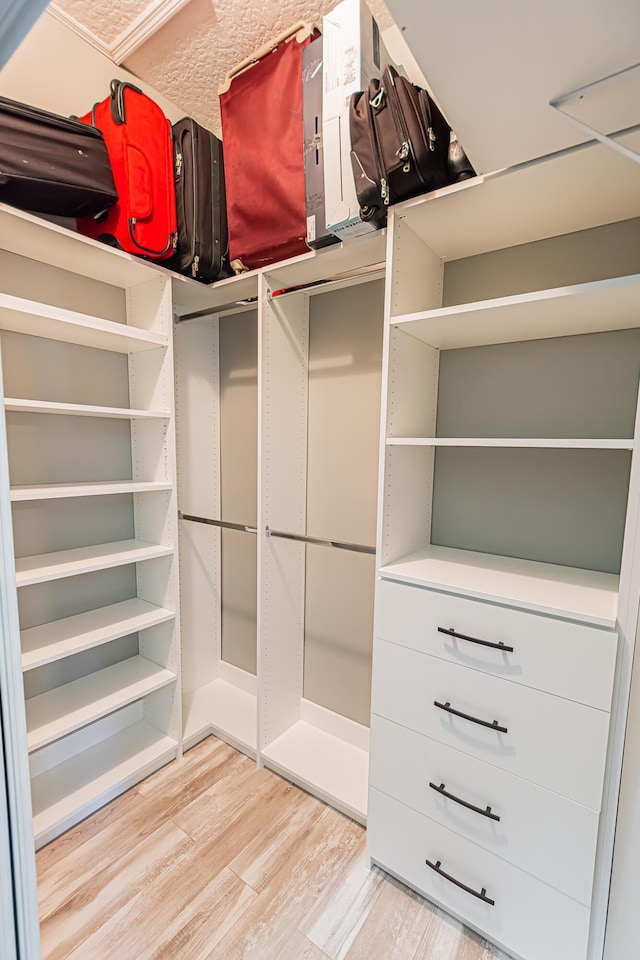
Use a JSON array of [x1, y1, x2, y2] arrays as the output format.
[[219, 23, 317, 272], [77, 81, 177, 261]]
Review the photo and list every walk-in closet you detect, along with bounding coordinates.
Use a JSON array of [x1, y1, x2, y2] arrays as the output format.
[[1, 3, 640, 960]]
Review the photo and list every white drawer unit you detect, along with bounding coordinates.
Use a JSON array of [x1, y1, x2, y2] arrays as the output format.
[[368, 788, 591, 960], [370, 714, 600, 905], [372, 637, 611, 810], [375, 578, 618, 710]]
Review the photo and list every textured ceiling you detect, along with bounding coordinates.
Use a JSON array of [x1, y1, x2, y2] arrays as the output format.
[[55, 0, 152, 46], [53, 0, 394, 135]]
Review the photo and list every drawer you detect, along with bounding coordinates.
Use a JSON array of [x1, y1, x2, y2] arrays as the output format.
[[375, 578, 617, 710], [370, 715, 600, 905], [368, 788, 590, 960], [372, 638, 610, 809]]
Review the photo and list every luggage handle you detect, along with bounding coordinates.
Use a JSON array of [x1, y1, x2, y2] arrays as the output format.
[[128, 219, 177, 258], [110, 80, 143, 125], [219, 21, 319, 93]]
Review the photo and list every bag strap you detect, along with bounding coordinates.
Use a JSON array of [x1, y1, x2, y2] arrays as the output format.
[[219, 22, 319, 93]]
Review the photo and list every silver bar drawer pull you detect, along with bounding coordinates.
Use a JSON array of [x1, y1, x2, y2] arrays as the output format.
[[425, 858, 495, 906], [438, 626, 514, 653], [429, 781, 501, 822], [434, 700, 509, 735]]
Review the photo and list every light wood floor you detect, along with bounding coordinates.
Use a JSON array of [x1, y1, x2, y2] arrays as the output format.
[[37, 736, 509, 960]]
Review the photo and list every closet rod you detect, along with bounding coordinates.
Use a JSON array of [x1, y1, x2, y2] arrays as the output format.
[[268, 261, 385, 300], [265, 526, 375, 555], [178, 512, 258, 534], [177, 297, 259, 323]]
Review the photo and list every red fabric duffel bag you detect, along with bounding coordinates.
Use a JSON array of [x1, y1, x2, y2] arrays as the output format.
[[77, 80, 178, 261], [219, 23, 318, 272]]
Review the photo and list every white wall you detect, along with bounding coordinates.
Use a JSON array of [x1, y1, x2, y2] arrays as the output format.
[[0, 9, 185, 120]]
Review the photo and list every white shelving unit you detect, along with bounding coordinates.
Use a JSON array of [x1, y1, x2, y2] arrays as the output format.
[[0, 205, 183, 849], [21, 599, 175, 671], [370, 140, 640, 960], [25, 656, 176, 752], [15, 540, 174, 587], [4, 399, 169, 419]]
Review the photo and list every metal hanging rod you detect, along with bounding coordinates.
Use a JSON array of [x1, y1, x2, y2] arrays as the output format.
[[178, 512, 257, 534], [268, 261, 385, 301], [265, 526, 375, 555], [177, 297, 259, 323]]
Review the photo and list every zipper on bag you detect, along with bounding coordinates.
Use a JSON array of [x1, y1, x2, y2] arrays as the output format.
[[385, 68, 426, 187], [367, 91, 390, 206]]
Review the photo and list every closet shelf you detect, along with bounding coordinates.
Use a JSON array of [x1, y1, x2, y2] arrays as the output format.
[[379, 545, 619, 628], [25, 655, 176, 753], [15, 539, 173, 587], [0, 203, 162, 289], [261, 721, 369, 824], [4, 398, 170, 419], [21, 598, 175, 672], [392, 273, 640, 349], [385, 437, 635, 449], [31, 721, 178, 849], [182, 679, 257, 756], [10, 480, 173, 501], [394, 127, 640, 261], [0, 292, 168, 353]]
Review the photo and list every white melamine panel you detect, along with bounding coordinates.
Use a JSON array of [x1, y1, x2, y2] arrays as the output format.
[[368, 788, 590, 960], [0, 293, 167, 353], [381, 445, 433, 567], [259, 286, 308, 747], [386, 329, 439, 441], [15, 539, 172, 587], [372, 639, 611, 810], [3, 399, 168, 419], [393, 274, 640, 349], [10, 481, 172, 501], [385, 0, 640, 171], [25, 655, 175, 753], [182, 678, 257, 758], [0, 248, 126, 324], [31, 720, 177, 849], [379, 545, 619, 628], [265, 231, 386, 290], [0, 204, 157, 289], [396, 130, 640, 264], [375, 579, 617, 708], [262, 720, 369, 825], [21, 599, 175, 672], [370, 716, 600, 906], [388, 216, 444, 319], [387, 438, 635, 449]]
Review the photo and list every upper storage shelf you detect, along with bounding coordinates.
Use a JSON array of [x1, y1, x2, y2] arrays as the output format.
[[393, 274, 640, 348], [394, 128, 640, 264], [0, 294, 167, 353]]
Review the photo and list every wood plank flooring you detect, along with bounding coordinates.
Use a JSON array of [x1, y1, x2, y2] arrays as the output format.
[[37, 736, 510, 960]]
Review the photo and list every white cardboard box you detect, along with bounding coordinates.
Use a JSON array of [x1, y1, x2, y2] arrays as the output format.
[[322, 0, 393, 240]]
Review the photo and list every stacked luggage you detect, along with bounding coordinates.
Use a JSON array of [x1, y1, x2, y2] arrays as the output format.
[[0, 0, 474, 282]]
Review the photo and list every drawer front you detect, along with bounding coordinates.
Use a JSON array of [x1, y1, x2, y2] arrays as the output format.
[[370, 715, 599, 905], [376, 578, 617, 710], [368, 788, 590, 960], [372, 638, 610, 809]]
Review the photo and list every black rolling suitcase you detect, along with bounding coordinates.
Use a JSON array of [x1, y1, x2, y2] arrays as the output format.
[[0, 96, 117, 217], [170, 117, 228, 282]]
